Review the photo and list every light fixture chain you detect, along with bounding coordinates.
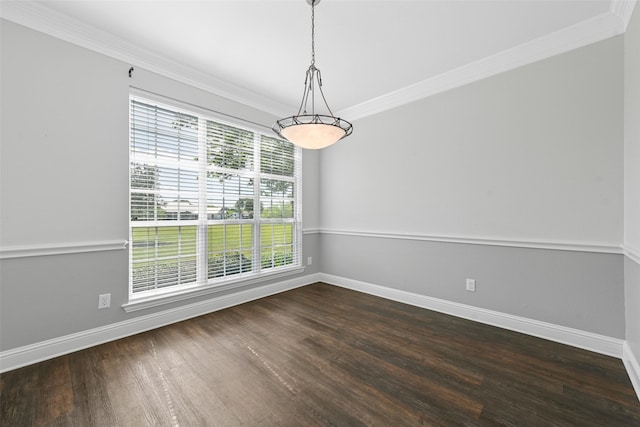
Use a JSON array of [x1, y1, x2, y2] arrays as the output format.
[[311, 0, 315, 66], [272, 0, 353, 149]]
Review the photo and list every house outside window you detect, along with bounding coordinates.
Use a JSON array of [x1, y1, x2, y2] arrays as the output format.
[[129, 94, 302, 300]]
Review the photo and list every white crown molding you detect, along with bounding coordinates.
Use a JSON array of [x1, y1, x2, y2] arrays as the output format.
[[623, 342, 640, 402], [624, 243, 640, 264], [319, 273, 624, 358], [338, 9, 626, 120], [0, 240, 128, 259], [611, 0, 638, 31], [0, 0, 291, 118], [0, 272, 322, 373], [317, 228, 623, 254], [1, 1, 635, 121]]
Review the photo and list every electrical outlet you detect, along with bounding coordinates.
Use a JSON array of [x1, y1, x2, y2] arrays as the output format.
[[98, 293, 111, 309], [308, 256, 313, 265], [466, 279, 476, 292]]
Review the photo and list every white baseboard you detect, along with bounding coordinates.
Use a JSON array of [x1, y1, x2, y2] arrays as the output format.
[[3, 271, 636, 403], [0, 273, 322, 373], [319, 273, 624, 358], [623, 342, 640, 402]]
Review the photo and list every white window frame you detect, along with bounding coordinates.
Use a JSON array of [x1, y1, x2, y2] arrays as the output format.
[[125, 91, 303, 311]]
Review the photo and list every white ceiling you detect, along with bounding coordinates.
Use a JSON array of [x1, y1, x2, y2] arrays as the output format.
[[1, 1, 636, 120]]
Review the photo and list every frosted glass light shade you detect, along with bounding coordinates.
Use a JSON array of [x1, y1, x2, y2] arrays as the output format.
[[281, 123, 346, 149], [272, 1, 352, 149], [273, 114, 353, 150]]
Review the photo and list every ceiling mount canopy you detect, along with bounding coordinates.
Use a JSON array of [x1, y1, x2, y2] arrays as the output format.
[[273, 0, 353, 150]]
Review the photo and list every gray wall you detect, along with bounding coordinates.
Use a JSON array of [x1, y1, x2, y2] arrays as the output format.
[[0, 20, 321, 351], [0, 12, 633, 354], [626, 258, 640, 357], [320, 35, 625, 338], [625, 5, 640, 359], [321, 234, 624, 337]]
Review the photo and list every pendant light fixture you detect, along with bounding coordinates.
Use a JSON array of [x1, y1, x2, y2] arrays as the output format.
[[273, 0, 353, 149]]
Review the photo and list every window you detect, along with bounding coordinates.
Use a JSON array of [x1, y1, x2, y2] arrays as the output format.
[[129, 94, 301, 300]]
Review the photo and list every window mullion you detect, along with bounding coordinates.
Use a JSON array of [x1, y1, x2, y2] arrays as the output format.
[[253, 133, 261, 273], [129, 94, 301, 300], [197, 116, 208, 285], [294, 146, 302, 266]]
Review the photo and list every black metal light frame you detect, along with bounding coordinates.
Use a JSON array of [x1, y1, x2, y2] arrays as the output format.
[[272, 0, 353, 147]]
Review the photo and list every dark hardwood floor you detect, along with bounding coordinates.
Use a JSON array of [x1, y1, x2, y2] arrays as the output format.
[[1, 282, 639, 426]]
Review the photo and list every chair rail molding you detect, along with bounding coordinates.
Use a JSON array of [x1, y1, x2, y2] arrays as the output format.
[[317, 228, 623, 255], [0, 240, 128, 259], [624, 243, 640, 264]]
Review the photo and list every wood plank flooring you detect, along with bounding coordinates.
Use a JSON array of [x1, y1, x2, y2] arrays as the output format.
[[1, 282, 639, 426]]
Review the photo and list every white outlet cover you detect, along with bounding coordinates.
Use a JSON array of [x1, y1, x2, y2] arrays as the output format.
[[466, 279, 476, 292], [98, 293, 111, 309]]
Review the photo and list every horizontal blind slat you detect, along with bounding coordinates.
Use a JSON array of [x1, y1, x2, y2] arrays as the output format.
[[130, 95, 300, 296]]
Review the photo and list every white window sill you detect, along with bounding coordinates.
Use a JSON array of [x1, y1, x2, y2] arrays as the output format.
[[122, 265, 305, 313]]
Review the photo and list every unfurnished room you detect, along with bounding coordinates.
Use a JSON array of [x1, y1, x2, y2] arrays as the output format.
[[1, 0, 640, 425]]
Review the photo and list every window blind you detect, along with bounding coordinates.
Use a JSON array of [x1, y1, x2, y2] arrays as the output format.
[[129, 96, 301, 298]]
